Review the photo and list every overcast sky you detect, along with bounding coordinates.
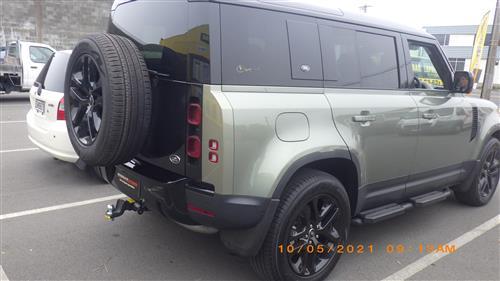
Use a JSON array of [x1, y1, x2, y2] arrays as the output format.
[[310, 0, 497, 29]]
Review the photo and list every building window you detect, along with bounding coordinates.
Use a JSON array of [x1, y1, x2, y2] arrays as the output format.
[[448, 58, 465, 71], [432, 34, 450, 46]]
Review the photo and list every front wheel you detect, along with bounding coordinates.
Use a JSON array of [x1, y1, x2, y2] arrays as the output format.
[[455, 138, 499, 206], [251, 169, 350, 281]]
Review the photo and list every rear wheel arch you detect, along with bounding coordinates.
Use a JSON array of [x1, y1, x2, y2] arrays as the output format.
[[272, 151, 360, 216], [492, 129, 500, 142]]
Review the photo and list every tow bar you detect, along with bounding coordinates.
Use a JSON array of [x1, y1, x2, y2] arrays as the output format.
[[105, 198, 146, 221]]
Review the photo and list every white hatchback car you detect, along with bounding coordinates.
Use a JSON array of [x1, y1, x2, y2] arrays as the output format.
[[26, 50, 114, 182]]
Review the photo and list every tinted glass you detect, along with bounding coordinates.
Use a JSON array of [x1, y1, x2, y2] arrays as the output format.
[[221, 5, 323, 87], [357, 32, 399, 89], [221, 5, 291, 86], [109, 0, 214, 84], [321, 27, 399, 89], [29, 46, 54, 63], [408, 42, 446, 89], [287, 20, 323, 80], [42, 52, 70, 92], [320, 26, 360, 86]]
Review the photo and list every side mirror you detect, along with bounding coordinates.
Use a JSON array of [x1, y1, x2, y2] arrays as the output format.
[[452, 71, 474, 94]]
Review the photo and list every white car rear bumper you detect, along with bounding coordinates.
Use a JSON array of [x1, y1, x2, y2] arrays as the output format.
[[26, 110, 79, 163]]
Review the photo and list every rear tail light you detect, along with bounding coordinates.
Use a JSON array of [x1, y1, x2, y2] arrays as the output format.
[[187, 103, 202, 126], [187, 99, 202, 161], [187, 136, 201, 159], [57, 97, 65, 120]]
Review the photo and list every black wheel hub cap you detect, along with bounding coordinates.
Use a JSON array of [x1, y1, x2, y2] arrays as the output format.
[[286, 194, 343, 277], [479, 146, 499, 198], [68, 54, 103, 146]]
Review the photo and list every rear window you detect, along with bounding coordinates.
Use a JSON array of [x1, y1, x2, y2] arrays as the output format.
[[37, 52, 70, 93], [29, 46, 54, 64]]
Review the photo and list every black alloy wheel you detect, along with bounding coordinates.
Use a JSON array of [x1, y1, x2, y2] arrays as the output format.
[[478, 146, 499, 198], [250, 169, 350, 281], [286, 194, 342, 277], [68, 54, 103, 146], [455, 138, 500, 206]]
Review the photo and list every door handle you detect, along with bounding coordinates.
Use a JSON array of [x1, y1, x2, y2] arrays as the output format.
[[352, 115, 376, 123], [422, 113, 438, 120], [30, 66, 38, 69]]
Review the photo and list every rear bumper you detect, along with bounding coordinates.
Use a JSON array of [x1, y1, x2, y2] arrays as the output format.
[[26, 110, 78, 163], [112, 161, 270, 229]]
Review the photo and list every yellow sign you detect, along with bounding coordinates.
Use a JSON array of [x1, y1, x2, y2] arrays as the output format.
[[469, 11, 490, 81]]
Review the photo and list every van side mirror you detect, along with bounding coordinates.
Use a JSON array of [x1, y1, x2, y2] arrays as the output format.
[[452, 71, 474, 94]]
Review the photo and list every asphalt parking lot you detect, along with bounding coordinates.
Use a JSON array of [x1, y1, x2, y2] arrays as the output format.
[[0, 92, 499, 281]]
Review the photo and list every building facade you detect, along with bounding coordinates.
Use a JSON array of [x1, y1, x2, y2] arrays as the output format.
[[424, 25, 500, 87], [0, 0, 113, 50]]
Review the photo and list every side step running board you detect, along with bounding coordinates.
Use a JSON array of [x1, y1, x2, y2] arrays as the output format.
[[355, 203, 413, 224], [352, 189, 452, 225], [409, 189, 452, 207]]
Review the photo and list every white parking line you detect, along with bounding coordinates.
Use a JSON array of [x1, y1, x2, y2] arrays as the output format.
[[0, 194, 126, 221], [0, 148, 39, 154], [0, 120, 26, 124], [0, 265, 9, 281], [382, 214, 500, 281]]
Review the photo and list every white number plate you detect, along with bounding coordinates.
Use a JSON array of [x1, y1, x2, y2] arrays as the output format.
[[35, 99, 45, 115]]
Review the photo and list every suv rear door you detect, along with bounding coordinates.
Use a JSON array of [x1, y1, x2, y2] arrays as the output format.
[[402, 35, 472, 196], [321, 23, 418, 211]]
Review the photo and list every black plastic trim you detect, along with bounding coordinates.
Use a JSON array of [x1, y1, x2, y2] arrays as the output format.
[[185, 189, 270, 229], [219, 199, 280, 257]]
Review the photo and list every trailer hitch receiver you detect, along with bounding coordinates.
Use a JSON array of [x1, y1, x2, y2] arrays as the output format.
[[105, 198, 145, 221]]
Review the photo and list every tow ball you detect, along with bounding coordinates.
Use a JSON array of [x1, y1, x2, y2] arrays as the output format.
[[105, 198, 145, 221]]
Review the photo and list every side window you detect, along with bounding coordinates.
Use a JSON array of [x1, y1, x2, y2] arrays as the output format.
[[287, 20, 323, 80], [320, 26, 360, 87], [408, 41, 448, 90], [321, 27, 400, 89], [357, 32, 399, 89], [221, 5, 290, 86], [29, 46, 54, 64]]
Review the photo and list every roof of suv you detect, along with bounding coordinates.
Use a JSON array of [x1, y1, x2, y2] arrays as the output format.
[[213, 0, 433, 39]]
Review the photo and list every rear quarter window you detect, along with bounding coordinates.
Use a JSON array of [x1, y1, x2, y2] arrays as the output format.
[[220, 5, 322, 87]]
